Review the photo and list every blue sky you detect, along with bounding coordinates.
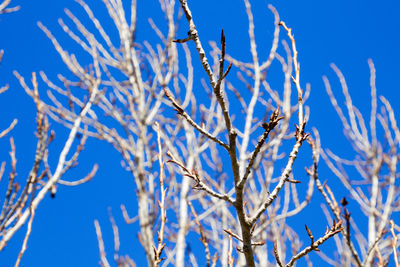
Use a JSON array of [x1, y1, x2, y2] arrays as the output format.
[[1, 0, 400, 266]]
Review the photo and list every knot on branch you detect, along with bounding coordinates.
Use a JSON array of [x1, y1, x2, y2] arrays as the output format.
[[173, 30, 197, 43], [262, 108, 283, 132], [152, 244, 166, 265], [295, 120, 309, 142], [305, 224, 320, 252], [286, 177, 301, 184], [190, 168, 203, 189]]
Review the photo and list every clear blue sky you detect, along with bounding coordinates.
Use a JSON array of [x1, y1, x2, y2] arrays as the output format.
[[1, 0, 400, 266]]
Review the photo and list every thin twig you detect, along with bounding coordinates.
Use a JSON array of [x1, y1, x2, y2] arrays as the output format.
[[391, 220, 399, 267], [285, 220, 344, 267], [279, 21, 303, 126], [94, 220, 111, 267], [274, 241, 284, 267], [164, 89, 228, 150], [0, 119, 17, 138], [14, 208, 35, 267], [58, 164, 98, 186], [238, 108, 282, 188], [153, 122, 167, 266], [188, 201, 211, 267], [0, 0, 19, 14], [167, 151, 234, 204]]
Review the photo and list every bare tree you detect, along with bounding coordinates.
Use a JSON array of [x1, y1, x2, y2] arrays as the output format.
[[27, 0, 339, 266], [2, 0, 400, 266]]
